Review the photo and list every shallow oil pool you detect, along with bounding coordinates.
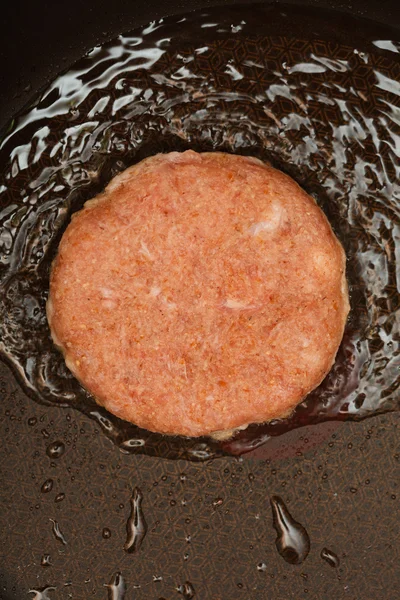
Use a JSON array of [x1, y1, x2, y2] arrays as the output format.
[[0, 5, 399, 460]]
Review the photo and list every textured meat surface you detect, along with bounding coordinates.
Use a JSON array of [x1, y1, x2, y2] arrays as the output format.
[[47, 151, 349, 437]]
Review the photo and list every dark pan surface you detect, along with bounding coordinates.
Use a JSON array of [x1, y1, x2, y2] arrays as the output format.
[[1, 0, 400, 135], [1, 363, 399, 599], [1, 2, 399, 599]]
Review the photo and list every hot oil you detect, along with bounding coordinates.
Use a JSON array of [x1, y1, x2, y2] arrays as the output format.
[[0, 5, 399, 460], [270, 495, 310, 565], [124, 487, 148, 553], [105, 573, 126, 600]]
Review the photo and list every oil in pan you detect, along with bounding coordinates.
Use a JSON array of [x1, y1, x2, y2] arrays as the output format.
[[0, 4, 399, 599]]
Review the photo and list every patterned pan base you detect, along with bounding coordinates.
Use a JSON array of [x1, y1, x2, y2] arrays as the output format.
[[0, 4, 399, 461], [0, 6, 399, 600]]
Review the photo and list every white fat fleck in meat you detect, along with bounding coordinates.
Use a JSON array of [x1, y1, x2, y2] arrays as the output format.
[[164, 150, 203, 164], [100, 287, 117, 309], [100, 287, 114, 298], [312, 250, 335, 278], [149, 285, 176, 308], [139, 241, 154, 260], [249, 202, 287, 236], [149, 286, 161, 297], [181, 358, 188, 380], [102, 299, 117, 310], [301, 337, 312, 348], [162, 298, 177, 309], [223, 298, 258, 310]]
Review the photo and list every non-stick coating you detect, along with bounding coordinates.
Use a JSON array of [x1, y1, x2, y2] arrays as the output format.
[[1, 0, 400, 134], [0, 2, 399, 600]]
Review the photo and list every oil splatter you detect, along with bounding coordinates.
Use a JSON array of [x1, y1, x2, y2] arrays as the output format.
[[49, 518, 67, 545], [40, 554, 52, 567], [28, 587, 55, 599], [270, 495, 310, 564], [177, 581, 196, 599], [41, 479, 53, 493], [321, 547, 340, 568], [105, 572, 126, 600], [46, 441, 65, 459], [124, 487, 147, 553]]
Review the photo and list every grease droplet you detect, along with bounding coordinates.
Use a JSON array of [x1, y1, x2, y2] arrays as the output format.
[[105, 572, 126, 600], [41, 479, 53, 493], [270, 495, 310, 564], [321, 547, 340, 568], [46, 441, 65, 459], [28, 586, 56, 599], [102, 527, 111, 539], [28, 417, 37, 426], [54, 492, 65, 503], [177, 581, 195, 599], [40, 554, 52, 567], [124, 487, 147, 553], [49, 518, 67, 545]]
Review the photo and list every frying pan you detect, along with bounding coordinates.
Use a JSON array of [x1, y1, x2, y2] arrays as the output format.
[[0, 1, 399, 599], [1, 0, 399, 134]]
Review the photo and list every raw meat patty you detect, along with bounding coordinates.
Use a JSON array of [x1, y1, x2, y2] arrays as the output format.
[[47, 151, 349, 438]]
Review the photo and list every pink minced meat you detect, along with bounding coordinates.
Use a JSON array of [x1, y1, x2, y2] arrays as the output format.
[[47, 151, 349, 438]]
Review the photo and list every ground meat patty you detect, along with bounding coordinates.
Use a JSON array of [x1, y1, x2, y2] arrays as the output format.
[[47, 151, 349, 438]]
